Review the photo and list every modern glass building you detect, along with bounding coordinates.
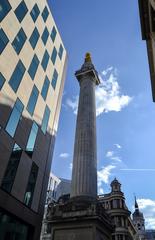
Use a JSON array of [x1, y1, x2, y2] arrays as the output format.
[[0, 0, 67, 239]]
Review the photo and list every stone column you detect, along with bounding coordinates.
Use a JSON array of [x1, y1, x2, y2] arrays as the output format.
[[70, 53, 100, 200]]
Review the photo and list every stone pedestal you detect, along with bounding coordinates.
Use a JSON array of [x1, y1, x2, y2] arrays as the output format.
[[46, 197, 113, 240]]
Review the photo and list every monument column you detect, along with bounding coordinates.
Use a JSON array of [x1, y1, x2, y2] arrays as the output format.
[[70, 53, 100, 200]]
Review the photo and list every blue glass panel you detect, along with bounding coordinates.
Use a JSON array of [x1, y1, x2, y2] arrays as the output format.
[[41, 6, 49, 22], [27, 85, 39, 116], [58, 44, 63, 59], [24, 162, 38, 207], [12, 28, 27, 54], [29, 27, 39, 49], [6, 98, 24, 137], [50, 26, 57, 42], [41, 76, 50, 100], [28, 54, 39, 80], [1, 144, 22, 193], [41, 50, 49, 71], [41, 27, 49, 45], [9, 60, 26, 92], [51, 47, 57, 65], [0, 28, 9, 54], [0, 0, 11, 22], [14, 1, 28, 23], [26, 122, 38, 157], [51, 69, 58, 90], [30, 4, 40, 22], [41, 106, 50, 134], [0, 72, 6, 90]]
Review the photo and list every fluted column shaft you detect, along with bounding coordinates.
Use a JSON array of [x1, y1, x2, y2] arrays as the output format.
[[70, 74, 97, 199]]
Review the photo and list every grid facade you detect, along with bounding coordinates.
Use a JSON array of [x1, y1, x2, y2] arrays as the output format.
[[0, 0, 67, 239]]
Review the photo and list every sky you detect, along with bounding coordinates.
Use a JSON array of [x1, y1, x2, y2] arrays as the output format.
[[48, 0, 155, 229]]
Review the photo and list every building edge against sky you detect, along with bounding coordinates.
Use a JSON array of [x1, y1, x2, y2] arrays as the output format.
[[0, 0, 67, 239]]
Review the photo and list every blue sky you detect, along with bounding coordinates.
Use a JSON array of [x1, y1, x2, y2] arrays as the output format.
[[49, 0, 155, 228]]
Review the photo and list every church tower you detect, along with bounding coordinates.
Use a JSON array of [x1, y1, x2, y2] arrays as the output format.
[[132, 197, 146, 240]]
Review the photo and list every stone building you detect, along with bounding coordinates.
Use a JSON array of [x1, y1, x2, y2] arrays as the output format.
[[99, 178, 137, 240], [0, 0, 67, 239]]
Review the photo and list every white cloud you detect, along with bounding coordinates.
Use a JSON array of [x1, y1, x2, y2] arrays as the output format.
[[114, 143, 122, 149], [111, 156, 122, 162], [66, 67, 132, 117], [106, 150, 122, 162], [102, 66, 113, 76], [69, 163, 73, 170], [98, 187, 104, 195], [59, 153, 70, 158], [106, 151, 114, 158], [134, 199, 155, 229], [97, 165, 116, 186], [66, 96, 78, 115]]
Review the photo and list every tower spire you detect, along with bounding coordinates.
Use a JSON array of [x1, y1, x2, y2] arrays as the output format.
[[135, 195, 139, 210]]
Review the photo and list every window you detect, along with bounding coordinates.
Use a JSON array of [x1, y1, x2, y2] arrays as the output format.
[[41, 27, 49, 45], [0, 208, 30, 239], [27, 85, 39, 116], [0, 72, 6, 90], [41, 106, 50, 134], [29, 27, 40, 49], [9, 60, 26, 92], [6, 98, 24, 137], [12, 28, 27, 54], [14, 1, 28, 23], [30, 4, 40, 22], [50, 26, 57, 42], [51, 69, 58, 90], [41, 50, 49, 71], [26, 122, 38, 157], [1, 144, 22, 193], [41, 76, 50, 100], [58, 44, 63, 59], [0, 0, 11, 22], [28, 54, 39, 80], [41, 6, 49, 22], [24, 162, 38, 207], [0, 28, 9, 54], [51, 47, 57, 65]]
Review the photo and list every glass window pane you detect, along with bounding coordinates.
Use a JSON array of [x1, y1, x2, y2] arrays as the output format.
[[30, 4, 40, 23], [51, 69, 58, 90], [41, 76, 50, 100], [28, 54, 39, 80], [0, 28, 9, 54], [0, 208, 30, 239], [50, 26, 57, 42], [51, 47, 57, 65], [1, 144, 22, 193], [41, 50, 49, 71], [41, 27, 49, 45], [29, 27, 40, 49], [41, 106, 50, 134], [26, 122, 38, 157], [58, 44, 64, 59], [14, 1, 28, 23], [24, 162, 38, 207], [12, 28, 27, 55], [9, 60, 26, 92], [0, 72, 6, 90], [6, 99, 24, 137], [0, 0, 11, 22], [41, 6, 49, 23], [27, 85, 39, 116]]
